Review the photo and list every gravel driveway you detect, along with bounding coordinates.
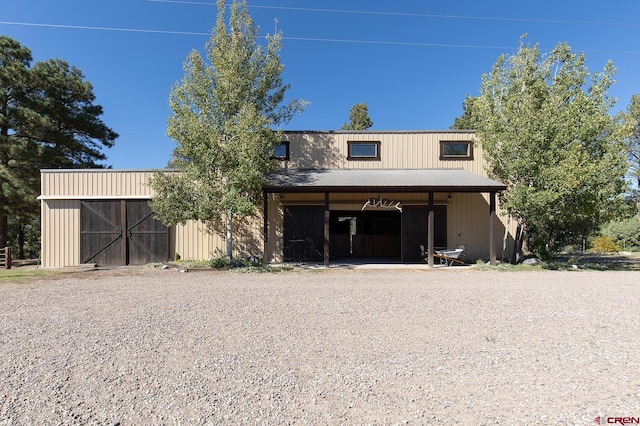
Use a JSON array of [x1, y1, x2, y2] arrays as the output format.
[[1, 267, 639, 425]]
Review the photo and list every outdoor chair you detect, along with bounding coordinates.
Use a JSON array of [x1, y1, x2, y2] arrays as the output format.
[[421, 244, 466, 266]]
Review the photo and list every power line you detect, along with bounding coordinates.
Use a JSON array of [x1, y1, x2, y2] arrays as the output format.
[[147, 0, 640, 27], [0, 21, 210, 36], [0, 21, 513, 49], [1, 20, 638, 55]]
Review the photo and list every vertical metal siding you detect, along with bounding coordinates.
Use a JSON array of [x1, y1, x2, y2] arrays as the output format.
[[41, 200, 80, 268], [284, 131, 480, 171], [41, 170, 158, 198]]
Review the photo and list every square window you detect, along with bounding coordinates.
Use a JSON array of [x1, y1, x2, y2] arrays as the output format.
[[439, 141, 473, 160], [272, 142, 290, 160], [348, 141, 381, 161]]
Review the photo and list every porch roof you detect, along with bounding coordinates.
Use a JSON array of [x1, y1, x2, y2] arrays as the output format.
[[263, 169, 507, 193]]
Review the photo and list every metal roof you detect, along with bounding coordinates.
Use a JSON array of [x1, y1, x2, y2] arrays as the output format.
[[263, 169, 506, 193]]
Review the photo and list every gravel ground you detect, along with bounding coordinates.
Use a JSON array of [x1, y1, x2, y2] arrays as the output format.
[[1, 267, 639, 425]]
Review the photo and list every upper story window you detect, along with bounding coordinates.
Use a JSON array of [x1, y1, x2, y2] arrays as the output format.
[[439, 140, 473, 160], [348, 141, 381, 161], [272, 141, 290, 160]]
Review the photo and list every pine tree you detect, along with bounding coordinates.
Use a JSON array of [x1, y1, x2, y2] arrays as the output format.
[[341, 103, 373, 130], [0, 36, 117, 252]]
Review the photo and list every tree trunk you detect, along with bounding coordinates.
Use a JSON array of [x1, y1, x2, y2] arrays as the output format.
[[511, 218, 525, 264], [17, 223, 25, 260], [0, 214, 7, 249], [225, 212, 233, 260], [637, 176, 640, 209]]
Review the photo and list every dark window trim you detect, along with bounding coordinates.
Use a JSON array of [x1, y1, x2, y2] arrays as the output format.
[[271, 141, 290, 161], [439, 140, 474, 161], [347, 141, 381, 161]]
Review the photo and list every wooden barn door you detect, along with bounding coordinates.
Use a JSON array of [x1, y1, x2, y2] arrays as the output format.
[[126, 200, 168, 265], [81, 201, 125, 266], [81, 200, 168, 266]]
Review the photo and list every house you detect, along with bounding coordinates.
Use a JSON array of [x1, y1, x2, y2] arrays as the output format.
[[39, 130, 512, 268]]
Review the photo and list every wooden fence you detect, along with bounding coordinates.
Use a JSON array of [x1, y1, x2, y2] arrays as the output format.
[[0, 247, 11, 269]]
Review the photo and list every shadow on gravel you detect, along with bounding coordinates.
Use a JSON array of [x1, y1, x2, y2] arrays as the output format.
[[551, 252, 640, 271]]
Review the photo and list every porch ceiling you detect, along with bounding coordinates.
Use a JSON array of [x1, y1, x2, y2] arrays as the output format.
[[263, 169, 507, 193]]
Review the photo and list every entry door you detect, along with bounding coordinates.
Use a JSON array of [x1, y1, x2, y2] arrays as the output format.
[[402, 206, 447, 262], [283, 206, 324, 262], [81, 200, 168, 266]]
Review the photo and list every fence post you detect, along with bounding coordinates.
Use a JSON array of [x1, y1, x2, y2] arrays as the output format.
[[1, 247, 10, 270]]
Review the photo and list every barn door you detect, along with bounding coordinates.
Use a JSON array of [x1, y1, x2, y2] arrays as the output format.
[[81, 201, 125, 265], [81, 200, 168, 266], [126, 200, 168, 265]]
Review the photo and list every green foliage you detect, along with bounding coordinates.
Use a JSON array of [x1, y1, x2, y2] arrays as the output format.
[[208, 257, 231, 269], [450, 95, 478, 130], [341, 103, 373, 130], [0, 35, 117, 252], [8, 216, 40, 259], [600, 216, 640, 251], [472, 36, 630, 259], [591, 236, 620, 253], [149, 0, 306, 259], [622, 93, 640, 205]]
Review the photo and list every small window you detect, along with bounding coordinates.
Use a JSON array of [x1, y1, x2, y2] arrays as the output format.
[[272, 142, 290, 160], [440, 141, 473, 160], [348, 141, 381, 161]]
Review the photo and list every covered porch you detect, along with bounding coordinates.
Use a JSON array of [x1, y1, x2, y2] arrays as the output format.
[[262, 169, 507, 268]]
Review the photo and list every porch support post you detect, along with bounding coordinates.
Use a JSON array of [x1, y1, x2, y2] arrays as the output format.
[[121, 200, 127, 266], [324, 192, 330, 267], [489, 191, 497, 266], [428, 191, 434, 268], [263, 191, 269, 264]]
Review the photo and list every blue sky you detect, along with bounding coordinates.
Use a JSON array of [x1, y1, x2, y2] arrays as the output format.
[[2, 0, 639, 169]]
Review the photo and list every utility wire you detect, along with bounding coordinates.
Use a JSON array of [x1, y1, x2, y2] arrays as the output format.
[[147, 0, 640, 27], [0, 21, 512, 49], [0, 21, 210, 36], [1, 21, 638, 54]]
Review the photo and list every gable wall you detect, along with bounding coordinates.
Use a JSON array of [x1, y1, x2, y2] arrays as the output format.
[[281, 131, 485, 175]]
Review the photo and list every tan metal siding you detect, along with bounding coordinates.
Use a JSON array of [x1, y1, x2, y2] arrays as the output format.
[[283, 131, 480, 172], [41, 170, 160, 198], [41, 200, 80, 268], [174, 215, 265, 261], [174, 221, 218, 260]]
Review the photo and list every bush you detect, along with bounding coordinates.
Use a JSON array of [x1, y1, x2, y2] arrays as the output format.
[[600, 216, 640, 251], [591, 236, 619, 253], [208, 257, 230, 269]]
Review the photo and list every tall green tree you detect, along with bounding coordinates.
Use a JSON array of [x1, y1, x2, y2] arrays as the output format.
[[149, 0, 307, 259], [472, 37, 629, 260], [450, 95, 478, 130], [341, 102, 373, 130], [0, 36, 117, 252], [623, 94, 640, 207]]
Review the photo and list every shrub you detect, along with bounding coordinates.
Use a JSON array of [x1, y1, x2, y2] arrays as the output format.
[[591, 236, 619, 253], [208, 257, 230, 269], [600, 216, 640, 251]]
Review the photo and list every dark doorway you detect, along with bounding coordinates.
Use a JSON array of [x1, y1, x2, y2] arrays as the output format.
[[283, 206, 324, 262], [81, 200, 168, 266], [330, 210, 401, 259], [402, 205, 447, 262]]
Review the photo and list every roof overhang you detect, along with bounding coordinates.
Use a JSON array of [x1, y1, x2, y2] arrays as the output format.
[[263, 169, 507, 194]]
